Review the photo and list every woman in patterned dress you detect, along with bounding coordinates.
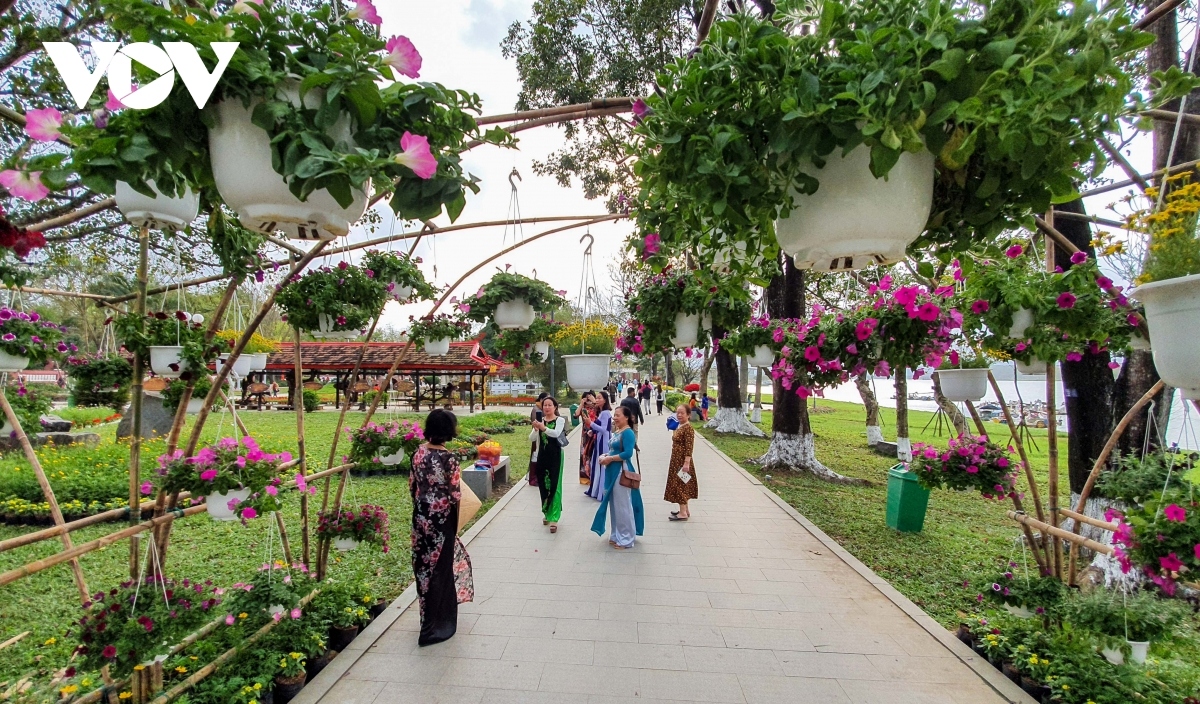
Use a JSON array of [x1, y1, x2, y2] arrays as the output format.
[[664, 404, 698, 520], [577, 392, 597, 485], [410, 409, 474, 646], [585, 391, 613, 501]]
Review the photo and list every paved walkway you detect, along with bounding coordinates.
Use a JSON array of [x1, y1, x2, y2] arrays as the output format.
[[298, 421, 1029, 704]]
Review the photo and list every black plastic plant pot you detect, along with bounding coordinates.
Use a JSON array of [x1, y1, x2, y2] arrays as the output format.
[[306, 650, 334, 679], [369, 599, 387, 619], [1002, 662, 1021, 684], [329, 624, 359, 651], [274, 673, 307, 704], [955, 624, 974, 646]]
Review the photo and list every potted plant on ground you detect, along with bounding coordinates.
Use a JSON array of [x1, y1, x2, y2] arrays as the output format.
[[65, 354, 131, 408], [327, 604, 370, 652], [718, 316, 778, 368], [553, 319, 618, 391], [316, 504, 391, 553], [157, 436, 290, 521], [631, 0, 1169, 271], [464, 272, 565, 330], [112, 310, 217, 379], [406, 313, 471, 356], [274, 651, 307, 703], [276, 263, 388, 339], [625, 271, 710, 349], [1130, 174, 1200, 400], [0, 308, 68, 372], [346, 420, 423, 470], [984, 566, 1066, 618], [934, 350, 992, 402], [907, 435, 1018, 501], [361, 250, 438, 303], [958, 244, 1135, 375], [3, 384, 51, 437]]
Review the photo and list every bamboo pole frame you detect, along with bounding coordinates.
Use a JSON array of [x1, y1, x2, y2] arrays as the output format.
[[1007, 511, 1114, 555], [987, 370, 1053, 570], [1059, 508, 1119, 532], [1043, 227, 1063, 579], [128, 224, 149, 580]]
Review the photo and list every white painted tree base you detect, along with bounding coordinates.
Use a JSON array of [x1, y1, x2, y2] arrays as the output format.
[[866, 425, 884, 445], [896, 437, 912, 461], [751, 407, 762, 423], [706, 407, 765, 436], [753, 432, 863, 484]]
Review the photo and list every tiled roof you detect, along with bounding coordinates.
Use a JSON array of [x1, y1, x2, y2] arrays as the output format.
[[266, 340, 504, 372]]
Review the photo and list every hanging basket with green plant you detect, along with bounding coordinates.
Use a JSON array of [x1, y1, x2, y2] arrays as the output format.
[[463, 272, 565, 324], [361, 250, 438, 302], [0, 308, 69, 370], [630, 0, 1188, 271], [65, 354, 133, 409], [275, 263, 388, 336], [624, 271, 711, 350], [111, 310, 217, 378], [407, 314, 472, 346]]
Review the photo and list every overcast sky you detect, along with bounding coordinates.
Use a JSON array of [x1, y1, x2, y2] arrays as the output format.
[[323, 0, 635, 334]]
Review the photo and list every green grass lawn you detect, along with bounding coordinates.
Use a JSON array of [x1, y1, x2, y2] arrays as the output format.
[[0, 408, 532, 685], [698, 399, 1064, 628]]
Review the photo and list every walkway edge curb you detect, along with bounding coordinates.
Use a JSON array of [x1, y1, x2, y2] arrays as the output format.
[[292, 426, 574, 704], [695, 432, 1036, 704]]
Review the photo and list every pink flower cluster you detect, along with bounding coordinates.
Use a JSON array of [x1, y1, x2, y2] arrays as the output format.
[[907, 435, 1017, 499]]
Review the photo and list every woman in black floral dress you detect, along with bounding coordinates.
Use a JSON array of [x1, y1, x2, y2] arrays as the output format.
[[409, 409, 474, 646]]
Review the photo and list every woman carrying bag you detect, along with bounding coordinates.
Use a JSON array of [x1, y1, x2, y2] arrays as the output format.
[[591, 406, 644, 549], [585, 391, 613, 501], [530, 396, 568, 533], [664, 404, 698, 520]]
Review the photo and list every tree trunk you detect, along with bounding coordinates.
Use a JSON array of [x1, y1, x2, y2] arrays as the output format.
[[739, 354, 749, 407], [699, 349, 714, 395], [1052, 199, 1118, 494], [754, 257, 860, 482], [895, 367, 911, 460], [706, 327, 763, 435], [665, 351, 675, 387], [854, 373, 884, 445], [931, 372, 969, 437]]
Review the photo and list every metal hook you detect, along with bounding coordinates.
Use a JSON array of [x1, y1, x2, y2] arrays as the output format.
[[580, 233, 594, 256], [508, 168, 522, 190], [532, 269, 537, 280]]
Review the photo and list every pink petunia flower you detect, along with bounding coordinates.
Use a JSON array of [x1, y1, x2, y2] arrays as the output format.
[[225, 614, 236, 625], [290, 608, 302, 619], [384, 36, 422, 78], [1160, 552, 1183, 572], [347, 0, 382, 24], [631, 98, 649, 124], [199, 469, 218, 482], [0, 170, 50, 201], [916, 302, 941, 322], [1070, 251, 1088, 265], [642, 232, 660, 258], [140, 481, 153, 496], [1096, 276, 1113, 290], [106, 90, 127, 111], [1065, 351, 1082, 362], [1056, 292, 1076, 309], [393, 132, 438, 179], [24, 107, 63, 142], [1164, 503, 1187, 522], [1005, 244, 1023, 259], [855, 318, 878, 341], [241, 507, 257, 520], [970, 300, 989, 314]]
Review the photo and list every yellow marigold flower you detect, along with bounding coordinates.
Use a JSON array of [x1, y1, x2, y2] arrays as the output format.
[[239, 612, 248, 619], [61, 685, 79, 695], [253, 683, 262, 690], [175, 665, 188, 673], [119, 692, 132, 700], [81, 678, 92, 687], [134, 665, 146, 671], [43, 637, 56, 645], [290, 652, 303, 659]]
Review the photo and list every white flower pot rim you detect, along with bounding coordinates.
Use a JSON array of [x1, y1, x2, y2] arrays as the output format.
[[1133, 273, 1200, 399]]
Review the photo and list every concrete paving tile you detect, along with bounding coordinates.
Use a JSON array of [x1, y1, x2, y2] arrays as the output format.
[[669, 577, 743, 594], [598, 602, 678, 623], [637, 588, 713, 608], [737, 674, 850, 704], [502, 636, 595, 665], [772, 650, 882, 680], [674, 607, 762, 628], [865, 654, 984, 684], [371, 684, 486, 704], [638, 622, 727, 648], [313, 678, 384, 704], [553, 617, 640, 643], [437, 658, 544, 691], [804, 628, 907, 656], [521, 598, 600, 620], [836, 679, 960, 704], [638, 669, 747, 703], [478, 690, 565, 704], [537, 663, 644, 697], [750, 610, 837, 631], [343, 652, 450, 684], [682, 646, 783, 676], [708, 592, 788, 611], [390, 634, 508, 661], [720, 627, 816, 652], [469, 614, 558, 639], [459, 597, 526, 616], [593, 641, 688, 670]]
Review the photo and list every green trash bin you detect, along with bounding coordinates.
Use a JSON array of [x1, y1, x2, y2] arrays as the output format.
[[569, 404, 580, 427], [886, 463, 930, 533]]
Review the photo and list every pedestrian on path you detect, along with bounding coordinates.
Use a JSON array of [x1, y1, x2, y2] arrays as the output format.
[[585, 391, 613, 501], [591, 405, 644, 549], [620, 386, 644, 443], [639, 381, 652, 416], [655, 383, 664, 415], [664, 404, 697, 520], [530, 396, 567, 533], [576, 392, 597, 485], [410, 409, 474, 647], [526, 392, 548, 487]]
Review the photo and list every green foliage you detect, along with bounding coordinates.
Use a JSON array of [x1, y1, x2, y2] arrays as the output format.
[[112, 311, 218, 371], [0, 440, 135, 507], [55, 0, 505, 222], [206, 209, 265, 276], [1096, 452, 1193, 504], [66, 355, 132, 409], [463, 272, 566, 321], [360, 250, 438, 302], [3, 385, 49, 438], [624, 271, 715, 350], [302, 390, 319, 413], [718, 319, 777, 357], [908, 435, 1017, 499], [1065, 590, 1190, 643], [162, 374, 214, 414], [275, 263, 388, 333], [632, 0, 1170, 266], [223, 562, 314, 617], [957, 246, 1135, 363], [406, 313, 472, 345], [984, 568, 1067, 611]]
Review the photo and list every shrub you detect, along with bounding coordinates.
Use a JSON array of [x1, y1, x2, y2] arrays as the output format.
[[302, 390, 319, 414], [1096, 451, 1192, 504], [66, 355, 131, 408], [4, 384, 51, 436]]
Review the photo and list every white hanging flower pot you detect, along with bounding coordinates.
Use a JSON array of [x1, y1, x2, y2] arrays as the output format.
[[334, 537, 360, 552], [0, 350, 30, 373], [378, 448, 406, 466], [149, 345, 187, 379], [936, 369, 988, 402], [115, 180, 199, 231], [1101, 646, 1124, 666], [1003, 604, 1034, 619], [185, 397, 206, 414], [1007, 307, 1035, 339], [775, 144, 935, 272], [248, 352, 269, 372], [1127, 640, 1149, 664], [749, 345, 775, 368], [534, 341, 551, 358], [424, 337, 451, 356], [1015, 358, 1048, 376], [1129, 332, 1151, 351], [313, 313, 359, 340], [389, 283, 413, 302], [218, 354, 253, 379], [563, 354, 611, 391], [494, 298, 536, 330], [208, 83, 368, 241], [1133, 274, 1200, 399], [671, 312, 700, 348], [205, 487, 250, 521]]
